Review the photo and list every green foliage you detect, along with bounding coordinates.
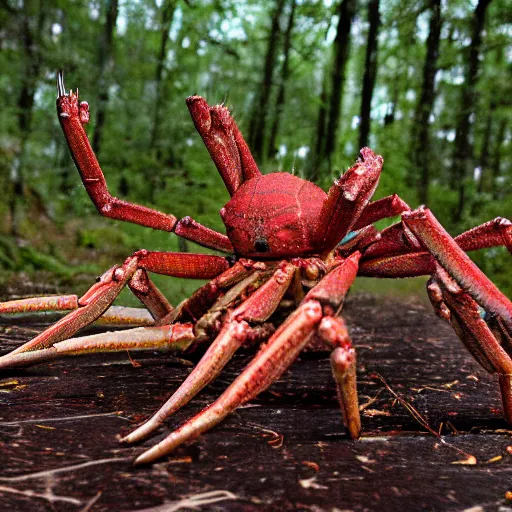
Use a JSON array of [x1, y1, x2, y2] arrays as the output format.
[[0, 0, 510, 302]]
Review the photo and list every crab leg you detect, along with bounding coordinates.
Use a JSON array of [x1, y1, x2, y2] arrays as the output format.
[[317, 148, 383, 249], [137, 251, 228, 278], [317, 316, 360, 439], [0, 323, 196, 369], [359, 217, 512, 278], [0, 295, 79, 316], [134, 300, 323, 465], [128, 269, 174, 322], [337, 226, 381, 256], [56, 73, 231, 252], [0, 268, 175, 331], [0, 295, 155, 327], [174, 217, 234, 253], [134, 253, 360, 464], [0, 253, 228, 367], [122, 262, 295, 444], [167, 260, 258, 325], [402, 207, 512, 328], [428, 266, 512, 422], [186, 96, 260, 196], [453, 217, 512, 253], [2, 257, 139, 358], [352, 194, 411, 230], [0, 262, 247, 370], [427, 273, 495, 374], [93, 306, 154, 327]]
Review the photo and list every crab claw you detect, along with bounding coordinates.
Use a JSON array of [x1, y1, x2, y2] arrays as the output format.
[[56, 71, 90, 124], [57, 70, 66, 98]]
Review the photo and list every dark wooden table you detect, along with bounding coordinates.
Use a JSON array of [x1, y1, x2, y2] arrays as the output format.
[[1, 293, 511, 511]]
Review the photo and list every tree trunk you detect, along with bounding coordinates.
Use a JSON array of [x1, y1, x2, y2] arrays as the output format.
[[10, 0, 46, 236], [150, 0, 177, 156], [309, 71, 330, 181], [248, 0, 286, 163], [476, 101, 496, 194], [358, 0, 380, 150], [411, 0, 442, 205], [92, 0, 119, 155], [491, 118, 506, 200], [323, 0, 357, 165], [267, 0, 297, 161], [451, 0, 492, 222]]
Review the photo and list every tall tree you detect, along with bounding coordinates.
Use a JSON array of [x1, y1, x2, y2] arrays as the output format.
[[491, 118, 507, 200], [150, 0, 177, 156], [267, 0, 297, 161], [358, 0, 380, 150], [9, 0, 48, 235], [310, 71, 329, 181], [476, 101, 496, 194], [92, 0, 119, 155], [451, 0, 492, 222], [248, 0, 287, 163], [323, 0, 357, 167], [410, 0, 442, 204]]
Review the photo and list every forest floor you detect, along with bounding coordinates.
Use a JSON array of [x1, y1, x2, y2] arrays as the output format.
[[1, 285, 512, 511]]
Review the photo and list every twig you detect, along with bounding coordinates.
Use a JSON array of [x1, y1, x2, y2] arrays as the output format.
[[359, 389, 384, 411], [0, 457, 131, 482], [0, 411, 129, 426], [130, 490, 238, 512], [0, 484, 82, 505], [79, 491, 102, 512], [375, 373, 476, 462]]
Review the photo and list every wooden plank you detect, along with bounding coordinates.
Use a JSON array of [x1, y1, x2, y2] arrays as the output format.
[[0, 293, 511, 511]]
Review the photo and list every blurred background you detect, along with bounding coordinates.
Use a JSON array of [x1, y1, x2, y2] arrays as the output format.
[[0, 0, 510, 304]]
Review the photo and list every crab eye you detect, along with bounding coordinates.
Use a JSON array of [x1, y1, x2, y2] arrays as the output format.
[[254, 237, 270, 253]]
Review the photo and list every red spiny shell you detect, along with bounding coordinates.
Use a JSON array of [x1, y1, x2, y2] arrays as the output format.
[[220, 173, 327, 258]]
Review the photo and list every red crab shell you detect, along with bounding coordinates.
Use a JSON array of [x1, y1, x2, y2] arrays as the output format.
[[220, 172, 327, 258]]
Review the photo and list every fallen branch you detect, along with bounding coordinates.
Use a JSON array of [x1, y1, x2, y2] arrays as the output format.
[[130, 490, 238, 512], [0, 484, 81, 505], [0, 457, 131, 482]]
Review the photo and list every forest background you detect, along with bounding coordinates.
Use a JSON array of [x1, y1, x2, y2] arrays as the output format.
[[0, 0, 511, 306]]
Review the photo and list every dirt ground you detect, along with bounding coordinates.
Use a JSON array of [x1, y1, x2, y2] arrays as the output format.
[[1, 291, 512, 511]]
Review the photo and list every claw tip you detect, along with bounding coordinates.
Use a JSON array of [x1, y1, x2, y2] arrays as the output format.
[[57, 70, 66, 98]]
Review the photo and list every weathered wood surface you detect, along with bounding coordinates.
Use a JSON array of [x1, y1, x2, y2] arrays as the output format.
[[1, 293, 512, 511]]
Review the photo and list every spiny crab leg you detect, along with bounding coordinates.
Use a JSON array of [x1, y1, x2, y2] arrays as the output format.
[[318, 147, 383, 249], [134, 252, 361, 465], [0, 324, 196, 369], [128, 268, 174, 323], [90, 306, 155, 327], [0, 294, 155, 327], [56, 73, 233, 253], [122, 262, 295, 444], [318, 316, 360, 439], [402, 207, 512, 329], [3, 257, 139, 358], [170, 260, 256, 324], [0, 264, 263, 372], [453, 217, 512, 253], [0, 295, 79, 316], [360, 216, 512, 278], [0, 252, 229, 369], [186, 96, 260, 196], [134, 300, 323, 465], [352, 194, 411, 231], [427, 265, 512, 422]]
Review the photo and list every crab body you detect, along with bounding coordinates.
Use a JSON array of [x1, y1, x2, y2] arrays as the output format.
[[221, 172, 327, 258], [0, 72, 511, 466]]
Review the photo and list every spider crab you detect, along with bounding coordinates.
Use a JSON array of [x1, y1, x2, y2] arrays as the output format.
[[1, 72, 511, 465]]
